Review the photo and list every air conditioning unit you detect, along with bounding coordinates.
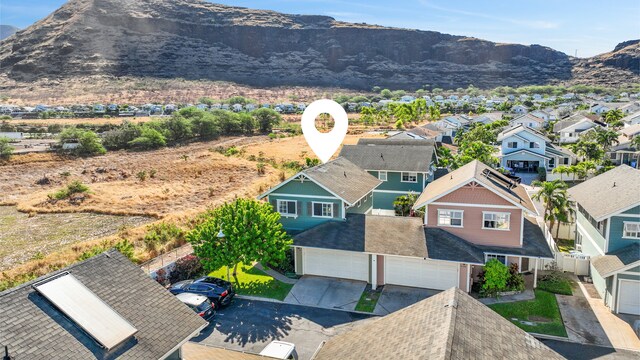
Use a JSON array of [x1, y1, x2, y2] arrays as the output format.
[[576, 244, 582, 251]]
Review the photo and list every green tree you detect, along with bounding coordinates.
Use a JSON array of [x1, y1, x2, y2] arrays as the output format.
[[604, 109, 624, 124], [571, 140, 604, 162], [551, 165, 571, 181], [128, 127, 167, 150], [0, 137, 15, 160], [428, 105, 440, 120], [453, 141, 497, 169], [187, 198, 292, 281], [393, 192, 419, 216], [593, 128, 620, 152], [380, 89, 392, 99], [631, 136, 640, 150], [59, 128, 106, 156], [252, 108, 281, 133], [436, 146, 454, 167], [165, 115, 193, 143], [237, 112, 256, 134]]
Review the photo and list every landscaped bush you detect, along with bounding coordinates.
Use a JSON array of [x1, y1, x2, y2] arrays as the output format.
[[143, 222, 186, 256], [478, 259, 526, 297], [169, 254, 203, 284]]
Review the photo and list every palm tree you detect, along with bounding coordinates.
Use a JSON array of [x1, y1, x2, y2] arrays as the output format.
[[604, 109, 624, 124], [631, 136, 640, 150], [594, 128, 620, 152], [531, 179, 570, 235], [551, 196, 576, 239], [552, 165, 571, 181]]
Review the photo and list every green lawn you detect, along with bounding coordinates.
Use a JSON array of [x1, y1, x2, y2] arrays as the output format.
[[489, 290, 567, 337], [209, 263, 293, 301], [355, 288, 381, 312], [537, 276, 573, 296]]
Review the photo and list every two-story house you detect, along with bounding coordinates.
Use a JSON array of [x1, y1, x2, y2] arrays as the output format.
[[258, 157, 381, 232], [497, 125, 575, 173], [274, 160, 552, 293], [553, 114, 600, 144], [339, 138, 436, 213], [510, 113, 546, 130], [568, 165, 640, 315]]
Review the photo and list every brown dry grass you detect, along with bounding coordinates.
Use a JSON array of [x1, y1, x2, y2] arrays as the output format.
[[10, 116, 155, 126]]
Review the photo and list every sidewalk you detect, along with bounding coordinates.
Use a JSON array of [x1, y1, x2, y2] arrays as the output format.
[[253, 263, 298, 285]]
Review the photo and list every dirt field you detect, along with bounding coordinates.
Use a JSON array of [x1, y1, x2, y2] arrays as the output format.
[[0, 136, 277, 218], [8, 116, 157, 126], [0, 206, 150, 271]]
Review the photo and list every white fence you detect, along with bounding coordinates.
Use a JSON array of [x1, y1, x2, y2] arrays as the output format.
[[536, 222, 590, 276]]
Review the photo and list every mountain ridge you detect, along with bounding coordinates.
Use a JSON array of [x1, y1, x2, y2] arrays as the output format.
[[0, 0, 638, 90]]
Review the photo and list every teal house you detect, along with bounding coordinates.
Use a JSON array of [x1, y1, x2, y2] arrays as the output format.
[[569, 165, 640, 315], [258, 157, 381, 232], [339, 138, 436, 213]]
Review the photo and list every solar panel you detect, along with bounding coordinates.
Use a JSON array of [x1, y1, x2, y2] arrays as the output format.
[[33, 273, 137, 350]]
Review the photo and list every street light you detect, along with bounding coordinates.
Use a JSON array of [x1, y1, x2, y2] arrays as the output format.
[[217, 225, 225, 238]]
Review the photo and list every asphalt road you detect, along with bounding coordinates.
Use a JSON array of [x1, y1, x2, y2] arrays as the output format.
[[191, 298, 375, 360], [191, 298, 640, 360]]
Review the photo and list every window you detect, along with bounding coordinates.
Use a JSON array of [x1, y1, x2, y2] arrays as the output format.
[[529, 142, 540, 149], [378, 171, 387, 181], [486, 254, 507, 265], [401, 172, 418, 183], [357, 199, 362, 207], [507, 141, 517, 148], [277, 200, 297, 217], [437, 209, 463, 227], [312, 202, 333, 218], [563, 157, 569, 165], [623, 222, 640, 239], [483, 212, 510, 230]]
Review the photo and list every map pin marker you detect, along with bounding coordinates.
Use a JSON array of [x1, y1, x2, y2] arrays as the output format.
[[301, 99, 348, 164]]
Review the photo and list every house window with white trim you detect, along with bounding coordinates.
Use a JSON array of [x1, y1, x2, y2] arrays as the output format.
[[277, 200, 296, 217], [437, 209, 463, 227], [312, 202, 333, 218], [623, 222, 640, 239], [378, 171, 387, 181], [529, 142, 540, 149], [507, 141, 517, 148], [401, 172, 418, 183], [486, 254, 507, 265], [483, 212, 511, 230]]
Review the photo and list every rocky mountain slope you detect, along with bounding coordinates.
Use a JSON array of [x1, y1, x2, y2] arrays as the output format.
[[0, 0, 637, 90]]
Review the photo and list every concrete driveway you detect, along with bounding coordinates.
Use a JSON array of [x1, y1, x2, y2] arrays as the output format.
[[374, 285, 439, 315], [191, 298, 374, 360], [284, 276, 366, 311]]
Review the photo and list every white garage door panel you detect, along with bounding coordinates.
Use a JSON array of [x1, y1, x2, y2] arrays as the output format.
[[618, 280, 640, 315], [303, 248, 369, 282], [386, 256, 458, 290]]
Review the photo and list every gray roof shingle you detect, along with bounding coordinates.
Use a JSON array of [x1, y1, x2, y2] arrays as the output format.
[[591, 243, 640, 277], [567, 165, 640, 221], [313, 288, 564, 360], [339, 138, 435, 172], [301, 157, 382, 205], [0, 250, 207, 360]]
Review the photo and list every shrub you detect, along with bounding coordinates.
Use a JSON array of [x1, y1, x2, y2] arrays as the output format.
[[128, 127, 166, 150], [114, 239, 136, 261], [537, 166, 547, 181], [50, 181, 90, 200], [252, 108, 281, 133], [136, 170, 147, 182], [224, 146, 240, 156], [0, 137, 15, 160], [506, 263, 525, 292], [144, 222, 185, 254], [481, 259, 510, 297], [168, 255, 203, 284], [256, 162, 266, 175], [155, 268, 169, 286]]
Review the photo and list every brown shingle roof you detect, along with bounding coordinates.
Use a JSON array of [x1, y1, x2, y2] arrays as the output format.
[[414, 160, 537, 214], [312, 288, 563, 360], [567, 165, 640, 221], [591, 243, 640, 277]]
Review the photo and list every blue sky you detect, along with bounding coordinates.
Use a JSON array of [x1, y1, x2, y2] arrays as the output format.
[[1, 0, 638, 57]]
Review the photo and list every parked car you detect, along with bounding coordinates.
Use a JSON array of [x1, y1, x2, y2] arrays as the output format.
[[259, 341, 298, 360], [175, 292, 215, 319], [169, 276, 235, 306]]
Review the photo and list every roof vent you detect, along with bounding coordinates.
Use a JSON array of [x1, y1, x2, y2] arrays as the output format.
[[344, 171, 347, 177], [444, 299, 458, 308], [612, 182, 616, 187], [380, 153, 384, 160]]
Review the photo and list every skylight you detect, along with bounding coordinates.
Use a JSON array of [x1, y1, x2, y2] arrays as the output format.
[[33, 273, 138, 350]]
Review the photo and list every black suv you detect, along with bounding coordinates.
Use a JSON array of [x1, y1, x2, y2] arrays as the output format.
[[169, 276, 235, 306]]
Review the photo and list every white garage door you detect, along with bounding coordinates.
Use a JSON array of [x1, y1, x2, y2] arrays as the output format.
[[303, 248, 369, 282], [618, 279, 640, 315], [386, 256, 458, 290]]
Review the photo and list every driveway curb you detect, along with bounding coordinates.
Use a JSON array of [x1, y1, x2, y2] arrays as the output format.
[[529, 333, 574, 342], [235, 294, 378, 316]]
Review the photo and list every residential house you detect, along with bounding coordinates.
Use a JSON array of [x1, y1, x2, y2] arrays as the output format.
[[618, 102, 640, 114], [0, 250, 207, 359], [473, 112, 503, 125], [608, 124, 640, 168], [568, 166, 640, 315], [312, 288, 563, 360], [512, 104, 529, 114], [400, 95, 416, 103], [553, 114, 600, 144], [530, 109, 553, 121], [497, 125, 575, 173], [339, 138, 436, 212], [245, 103, 256, 111], [232, 104, 243, 112], [622, 111, 640, 126], [280, 160, 551, 293], [258, 157, 381, 232], [510, 113, 546, 129]]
